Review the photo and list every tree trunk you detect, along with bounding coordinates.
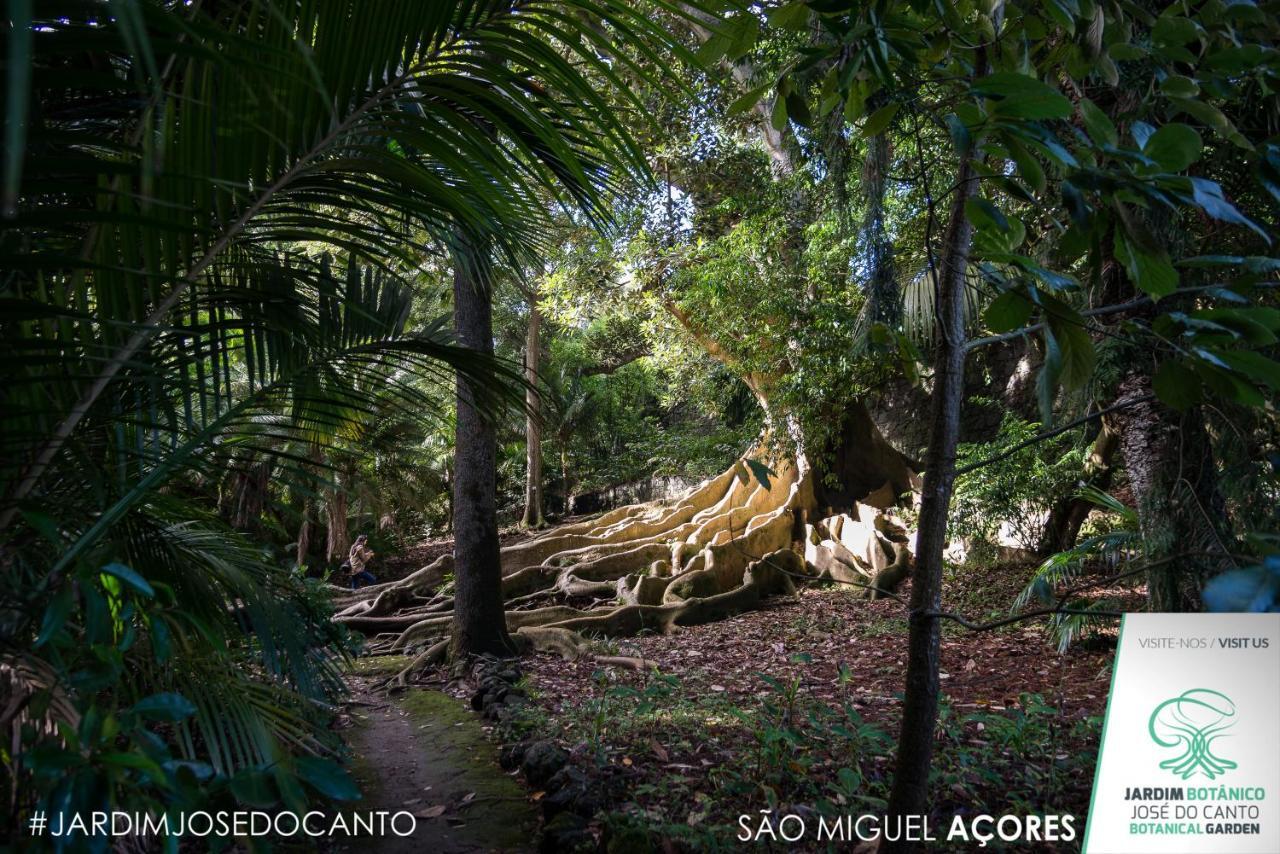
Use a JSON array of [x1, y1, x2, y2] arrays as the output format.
[[1109, 371, 1230, 610], [444, 466, 454, 534], [230, 457, 272, 531], [521, 298, 545, 529], [560, 440, 574, 515], [863, 132, 899, 328], [325, 477, 349, 566], [1094, 200, 1231, 608], [884, 154, 980, 850], [450, 240, 517, 659], [296, 508, 312, 570]]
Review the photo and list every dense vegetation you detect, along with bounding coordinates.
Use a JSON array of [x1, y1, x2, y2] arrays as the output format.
[[2, 0, 1278, 850]]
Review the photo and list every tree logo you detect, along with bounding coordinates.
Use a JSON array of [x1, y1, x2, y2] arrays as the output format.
[[1148, 689, 1238, 780]]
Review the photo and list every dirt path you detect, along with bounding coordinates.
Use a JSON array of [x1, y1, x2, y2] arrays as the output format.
[[337, 657, 538, 853]]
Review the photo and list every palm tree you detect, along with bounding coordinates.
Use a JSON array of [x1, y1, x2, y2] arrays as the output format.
[[1, 0, 706, 830], [546, 368, 600, 514]]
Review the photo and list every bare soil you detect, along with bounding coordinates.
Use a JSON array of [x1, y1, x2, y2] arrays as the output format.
[[335, 658, 538, 853]]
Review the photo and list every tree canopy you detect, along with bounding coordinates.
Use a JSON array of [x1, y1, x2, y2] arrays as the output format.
[[3, 0, 1278, 849]]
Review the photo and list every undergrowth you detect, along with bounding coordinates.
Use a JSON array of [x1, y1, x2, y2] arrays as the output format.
[[517, 661, 1101, 851]]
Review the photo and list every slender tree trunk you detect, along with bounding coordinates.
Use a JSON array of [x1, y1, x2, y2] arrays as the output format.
[[450, 240, 517, 659], [883, 157, 980, 851], [325, 477, 349, 566], [863, 132, 899, 328], [521, 299, 545, 528], [297, 443, 322, 570], [296, 509, 312, 570], [560, 441, 574, 515]]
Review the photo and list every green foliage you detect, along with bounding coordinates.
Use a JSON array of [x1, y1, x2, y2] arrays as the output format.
[[634, 163, 886, 461], [711, 657, 892, 812], [1, 0, 707, 838], [747, 0, 1280, 431], [1204, 554, 1280, 612], [951, 413, 1088, 555], [933, 694, 1102, 817], [581, 669, 682, 765], [1016, 488, 1140, 650], [10, 529, 359, 845], [498, 238, 759, 517]]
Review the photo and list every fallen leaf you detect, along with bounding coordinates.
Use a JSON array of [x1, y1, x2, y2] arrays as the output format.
[[649, 739, 669, 763], [622, 756, 633, 766], [461, 792, 476, 803], [402, 798, 422, 806], [531, 791, 546, 801], [415, 806, 446, 819]]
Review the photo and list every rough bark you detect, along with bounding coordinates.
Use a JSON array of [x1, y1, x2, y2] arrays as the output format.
[[325, 474, 349, 565], [450, 241, 517, 659], [862, 132, 899, 327], [1095, 200, 1231, 608], [521, 298, 545, 529], [1109, 372, 1231, 610], [296, 508, 313, 570], [228, 457, 272, 531], [1076, 81, 1234, 607], [559, 443, 574, 515], [884, 148, 980, 848]]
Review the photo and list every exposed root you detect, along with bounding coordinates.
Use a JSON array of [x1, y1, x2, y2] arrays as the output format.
[[591, 655, 660, 671], [388, 638, 449, 687], [513, 626, 586, 659], [332, 554, 452, 619], [340, 451, 916, 664]]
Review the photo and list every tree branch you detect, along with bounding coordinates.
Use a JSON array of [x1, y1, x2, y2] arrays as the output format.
[[952, 395, 1155, 477], [964, 296, 1152, 352], [580, 344, 651, 376]]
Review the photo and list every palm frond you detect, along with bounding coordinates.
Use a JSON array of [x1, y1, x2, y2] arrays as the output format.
[[897, 264, 988, 350], [1015, 486, 1141, 612], [2, 0, 693, 519], [2, 0, 712, 822]]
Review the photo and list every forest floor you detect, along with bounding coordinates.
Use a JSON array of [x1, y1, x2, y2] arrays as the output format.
[[345, 532, 1142, 852], [512, 585, 1124, 850], [333, 657, 539, 852]]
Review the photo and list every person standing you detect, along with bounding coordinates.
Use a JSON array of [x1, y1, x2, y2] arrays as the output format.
[[347, 534, 376, 589]]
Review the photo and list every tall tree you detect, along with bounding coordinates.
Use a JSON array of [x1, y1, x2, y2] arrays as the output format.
[[2, 0, 685, 822], [885, 71, 986, 837], [450, 243, 518, 658], [521, 295, 547, 528]]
